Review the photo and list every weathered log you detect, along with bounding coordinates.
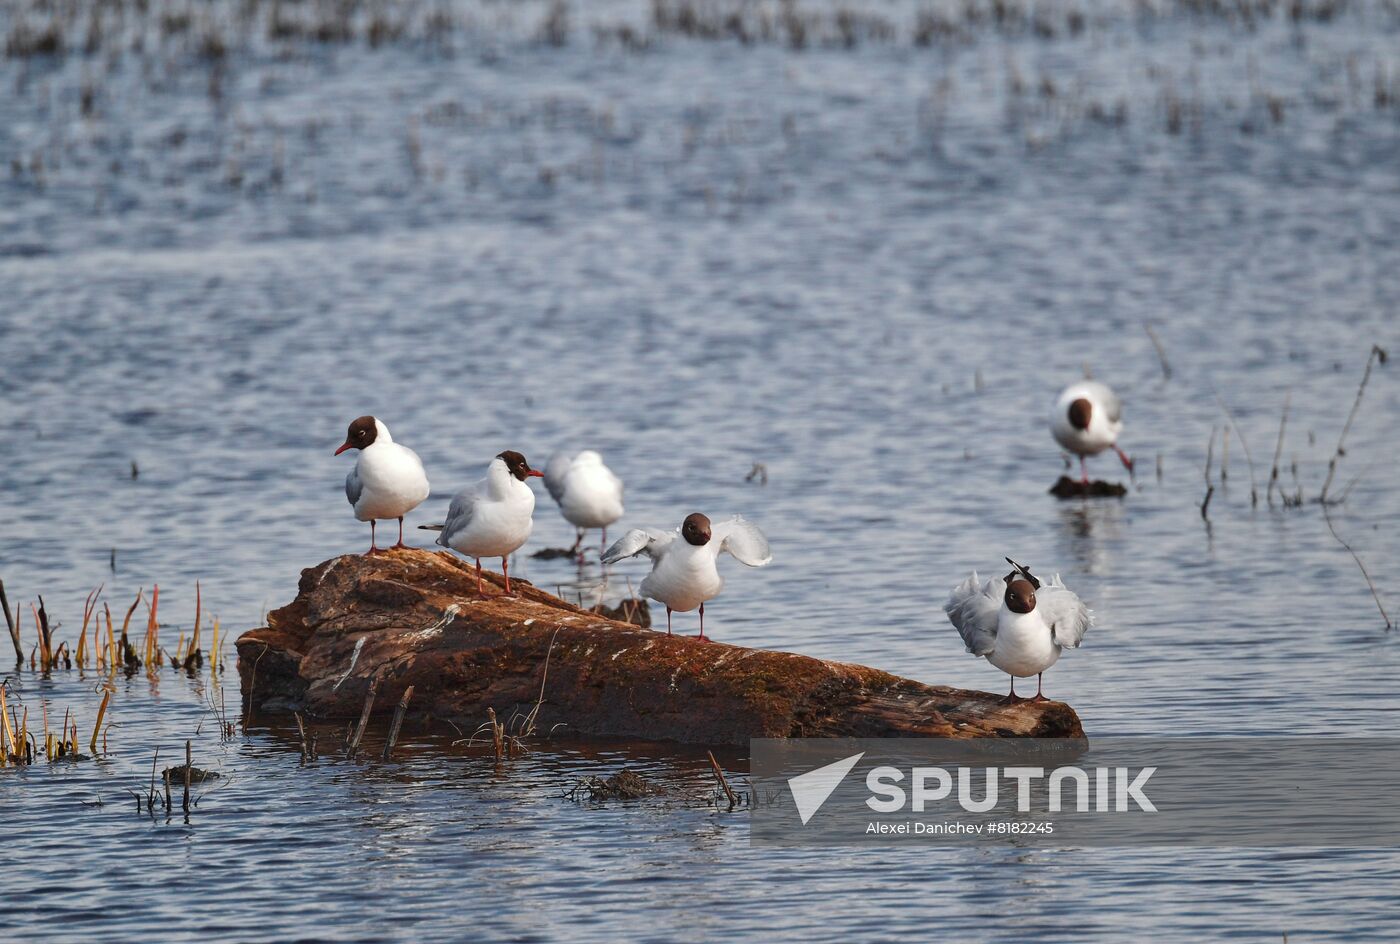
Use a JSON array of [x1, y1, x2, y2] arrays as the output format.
[[235, 549, 1083, 747]]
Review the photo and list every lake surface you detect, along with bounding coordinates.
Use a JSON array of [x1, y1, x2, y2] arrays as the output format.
[[3, 0, 1400, 939]]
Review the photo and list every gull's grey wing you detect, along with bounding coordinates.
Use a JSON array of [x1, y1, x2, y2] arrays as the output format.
[[543, 451, 573, 504], [1038, 574, 1093, 649], [944, 572, 1002, 656], [601, 528, 674, 565], [345, 467, 363, 508], [712, 516, 772, 567], [437, 482, 481, 548]]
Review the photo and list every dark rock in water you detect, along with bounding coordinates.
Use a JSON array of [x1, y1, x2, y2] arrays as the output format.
[[163, 764, 219, 784], [573, 769, 661, 801], [235, 549, 1083, 746], [593, 598, 650, 628], [1049, 476, 1128, 499], [531, 546, 581, 560]]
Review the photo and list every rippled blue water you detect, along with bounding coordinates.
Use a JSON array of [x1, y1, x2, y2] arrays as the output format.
[[3, 0, 1400, 939]]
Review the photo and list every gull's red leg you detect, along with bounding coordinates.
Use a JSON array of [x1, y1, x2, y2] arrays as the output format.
[[1033, 673, 1049, 702], [666, 607, 672, 637], [697, 602, 709, 642], [391, 517, 408, 550], [1114, 445, 1135, 474], [476, 558, 485, 596], [1002, 676, 1025, 705], [1080, 456, 1089, 486], [366, 520, 380, 556], [502, 556, 512, 595]]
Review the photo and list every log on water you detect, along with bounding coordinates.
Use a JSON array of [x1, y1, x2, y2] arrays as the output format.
[[235, 549, 1083, 747]]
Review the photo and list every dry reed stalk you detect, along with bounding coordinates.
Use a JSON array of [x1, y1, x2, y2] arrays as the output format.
[[1144, 323, 1172, 380], [209, 619, 221, 676], [707, 750, 737, 810], [120, 591, 142, 667], [90, 689, 111, 754], [1267, 391, 1291, 507], [0, 686, 16, 758], [0, 580, 18, 663], [188, 582, 202, 658], [143, 585, 160, 668], [1319, 345, 1387, 504], [1214, 393, 1259, 506], [32, 603, 50, 669], [346, 676, 379, 758], [382, 684, 414, 760], [76, 585, 103, 668], [487, 707, 504, 761], [103, 603, 115, 669], [1322, 501, 1392, 630], [1201, 426, 1216, 520], [295, 711, 310, 762]]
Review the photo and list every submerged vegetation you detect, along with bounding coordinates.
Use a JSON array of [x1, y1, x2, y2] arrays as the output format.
[[0, 579, 228, 770]]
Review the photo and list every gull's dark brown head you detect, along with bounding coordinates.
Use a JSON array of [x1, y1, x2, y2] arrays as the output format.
[[1004, 578, 1037, 614], [498, 450, 543, 482], [335, 415, 378, 455], [1068, 397, 1093, 431], [681, 513, 712, 546]]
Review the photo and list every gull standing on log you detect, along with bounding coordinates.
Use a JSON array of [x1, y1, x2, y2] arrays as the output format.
[[542, 450, 625, 559], [335, 415, 430, 555], [944, 559, 1092, 703], [1050, 380, 1134, 483], [601, 513, 771, 641], [420, 451, 543, 596]]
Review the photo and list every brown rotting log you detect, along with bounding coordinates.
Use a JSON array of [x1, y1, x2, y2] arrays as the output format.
[[236, 549, 1083, 747]]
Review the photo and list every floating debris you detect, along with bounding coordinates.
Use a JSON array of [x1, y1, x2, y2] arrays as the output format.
[[1048, 477, 1127, 499]]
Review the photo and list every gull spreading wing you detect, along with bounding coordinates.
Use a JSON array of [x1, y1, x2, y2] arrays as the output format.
[[601, 528, 675, 564], [1038, 574, 1093, 648], [944, 572, 1002, 656], [712, 516, 772, 567]]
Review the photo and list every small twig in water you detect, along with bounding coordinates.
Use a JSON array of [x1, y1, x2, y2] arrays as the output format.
[[1213, 391, 1259, 506], [1319, 345, 1387, 505], [1322, 501, 1391, 630], [707, 750, 737, 811], [1200, 426, 1216, 521], [1144, 323, 1172, 380], [1267, 391, 1290, 508]]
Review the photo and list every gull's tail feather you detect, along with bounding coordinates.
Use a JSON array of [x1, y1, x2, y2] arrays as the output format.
[[418, 523, 445, 532]]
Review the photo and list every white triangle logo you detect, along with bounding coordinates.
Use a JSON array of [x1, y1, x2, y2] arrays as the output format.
[[787, 752, 865, 825]]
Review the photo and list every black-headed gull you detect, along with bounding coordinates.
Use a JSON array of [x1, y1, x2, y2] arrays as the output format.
[[334, 415, 430, 555], [601, 513, 771, 641], [944, 558, 1092, 703], [542, 450, 624, 558], [419, 450, 543, 596], [1050, 380, 1134, 483]]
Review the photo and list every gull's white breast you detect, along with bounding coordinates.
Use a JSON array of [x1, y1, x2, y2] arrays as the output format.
[[641, 542, 722, 613], [986, 608, 1061, 678], [352, 443, 429, 521]]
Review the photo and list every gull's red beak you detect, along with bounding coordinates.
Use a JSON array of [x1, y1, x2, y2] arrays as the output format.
[[334, 442, 353, 456], [527, 469, 544, 477]]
